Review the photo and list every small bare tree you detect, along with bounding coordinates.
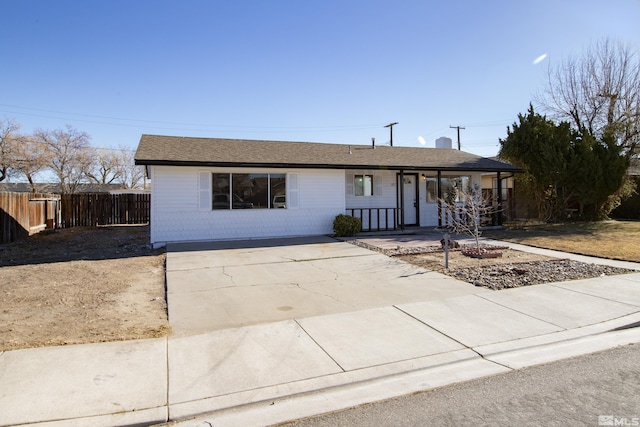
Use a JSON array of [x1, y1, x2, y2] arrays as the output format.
[[441, 184, 501, 256]]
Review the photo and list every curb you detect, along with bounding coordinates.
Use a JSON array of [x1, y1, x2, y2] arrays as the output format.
[[161, 312, 640, 427]]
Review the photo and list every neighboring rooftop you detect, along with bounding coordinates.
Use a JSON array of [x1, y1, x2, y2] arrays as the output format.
[[135, 135, 521, 173], [0, 183, 127, 194]]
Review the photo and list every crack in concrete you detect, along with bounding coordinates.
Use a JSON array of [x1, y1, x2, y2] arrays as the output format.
[[292, 282, 355, 308], [398, 270, 430, 278], [221, 266, 238, 287], [306, 260, 340, 282]]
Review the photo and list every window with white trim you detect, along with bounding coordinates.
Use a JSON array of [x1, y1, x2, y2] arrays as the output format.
[[354, 174, 373, 196], [211, 173, 287, 210]]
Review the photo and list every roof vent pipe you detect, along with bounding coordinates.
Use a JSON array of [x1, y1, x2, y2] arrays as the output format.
[[372, 137, 376, 149]]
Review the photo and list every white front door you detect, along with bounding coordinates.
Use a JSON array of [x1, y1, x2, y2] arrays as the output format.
[[399, 174, 417, 226]]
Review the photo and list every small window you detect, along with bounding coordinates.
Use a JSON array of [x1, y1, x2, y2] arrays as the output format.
[[426, 177, 437, 202], [212, 173, 231, 210], [355, 174, 373, 196], [270, 174, 286, 208]]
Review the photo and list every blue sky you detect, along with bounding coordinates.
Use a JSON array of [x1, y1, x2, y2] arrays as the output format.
[[2, 0, 639, 157]]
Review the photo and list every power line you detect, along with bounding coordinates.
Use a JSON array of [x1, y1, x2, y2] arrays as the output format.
[[464, 119, 512, 127], [0, 103, 385, 133]]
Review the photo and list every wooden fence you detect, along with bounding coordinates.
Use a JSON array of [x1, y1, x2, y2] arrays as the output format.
[[1, 192, 150, 243], [60, 193, 150, 228], [0, 192, 59, 244]]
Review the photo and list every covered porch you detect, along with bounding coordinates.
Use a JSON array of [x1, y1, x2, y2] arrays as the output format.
[[345, 168, 514, 232]]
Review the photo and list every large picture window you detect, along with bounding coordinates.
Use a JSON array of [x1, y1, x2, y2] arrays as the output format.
[[212, 173, 286, 210], [355, 174, 373, 196]]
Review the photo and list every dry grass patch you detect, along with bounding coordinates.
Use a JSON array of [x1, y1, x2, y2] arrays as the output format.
[[0, 226, 169, 351], [483, 220, 640, 263]]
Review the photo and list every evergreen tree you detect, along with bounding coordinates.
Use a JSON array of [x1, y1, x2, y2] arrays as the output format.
[[501, 106, 630, 220], [499, 105, 572, 221]]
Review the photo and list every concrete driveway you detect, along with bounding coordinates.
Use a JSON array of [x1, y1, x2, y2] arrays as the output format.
[[166, 235, 486, 336]]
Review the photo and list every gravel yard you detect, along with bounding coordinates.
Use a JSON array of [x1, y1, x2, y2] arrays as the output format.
[[351, 239, 636, 290]]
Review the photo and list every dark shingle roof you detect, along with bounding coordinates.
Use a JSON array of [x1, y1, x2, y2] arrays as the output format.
[[135, 135, 521, 173]]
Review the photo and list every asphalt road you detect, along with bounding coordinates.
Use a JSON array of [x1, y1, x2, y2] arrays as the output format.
[[281, 343, 640, 427]]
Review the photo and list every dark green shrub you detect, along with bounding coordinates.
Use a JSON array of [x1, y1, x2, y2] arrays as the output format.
[[333, 214, 362, 237]]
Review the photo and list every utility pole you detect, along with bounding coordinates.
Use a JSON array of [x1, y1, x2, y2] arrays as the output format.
[[449, 125, 465, 150], [384, 122, 399, 146]]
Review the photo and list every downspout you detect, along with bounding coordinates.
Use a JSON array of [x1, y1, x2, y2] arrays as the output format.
[[496, 171, 503, 225], [399, 169, 405, 230], [437, 170, 442, 228]]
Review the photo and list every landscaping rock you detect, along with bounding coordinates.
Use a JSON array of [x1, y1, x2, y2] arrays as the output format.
[[450, 259, 633, 290]]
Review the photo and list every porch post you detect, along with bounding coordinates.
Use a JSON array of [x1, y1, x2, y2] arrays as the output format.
[[437, 170, 442, 228], [496, 171, 503, 225], [399, 169, 405, 231]]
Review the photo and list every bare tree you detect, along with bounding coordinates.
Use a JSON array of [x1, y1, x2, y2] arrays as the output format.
[[86, 148, 121, 184], [33, 125, 93, 194], [116, 148, 146, 189], [441, 184, 501, 256], [0, 117, 22, 182], [536, 38, 640, 159], [11, 135, 51, 192]]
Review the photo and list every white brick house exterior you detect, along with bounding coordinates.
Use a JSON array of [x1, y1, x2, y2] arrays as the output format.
[[148, 166, 344, 244], [135, 135, 520, 246]]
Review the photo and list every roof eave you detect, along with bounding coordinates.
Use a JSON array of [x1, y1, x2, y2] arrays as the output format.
[[135, 159, 522, 173]]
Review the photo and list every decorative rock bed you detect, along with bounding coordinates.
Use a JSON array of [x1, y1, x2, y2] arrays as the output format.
[[452, 259, 633, 290], [349, 239, 636, 290]]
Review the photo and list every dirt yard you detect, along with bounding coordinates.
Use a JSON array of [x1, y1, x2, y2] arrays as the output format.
[[0, 226, 169, 351]]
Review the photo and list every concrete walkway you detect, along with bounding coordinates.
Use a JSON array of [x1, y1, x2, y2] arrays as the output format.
[[1, 235, 639, 427]]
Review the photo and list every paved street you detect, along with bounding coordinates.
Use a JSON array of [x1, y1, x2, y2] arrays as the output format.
[[282, 343, 640, 427]]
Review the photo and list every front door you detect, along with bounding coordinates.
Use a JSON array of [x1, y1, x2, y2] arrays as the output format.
[[398, 174, 418, 226]]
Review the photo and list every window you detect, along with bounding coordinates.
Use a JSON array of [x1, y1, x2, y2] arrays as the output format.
[[426, 177, 437, 202], [441, 176, 470, 203], [270, 174, 286, 208], [355, 174, 373, 196], [212, 173, 286, 210], [425, 176, 471, 203], [233, 173, 267, 209], [212, 173, 231, 210]]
